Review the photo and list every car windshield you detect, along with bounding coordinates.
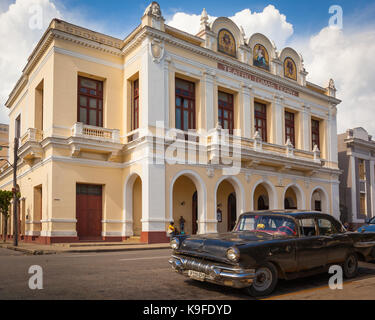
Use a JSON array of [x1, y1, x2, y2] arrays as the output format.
[[236, 215, 297, 237], [370, 217, 375, 225]]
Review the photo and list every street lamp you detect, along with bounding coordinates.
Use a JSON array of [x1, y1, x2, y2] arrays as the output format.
[[0, 138, 19, 246]]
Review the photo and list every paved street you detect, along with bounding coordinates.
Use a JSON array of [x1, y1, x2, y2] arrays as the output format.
[[0, 248, 374, 300]]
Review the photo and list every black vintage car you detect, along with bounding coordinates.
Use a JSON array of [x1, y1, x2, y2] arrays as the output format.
[[169, 211, 375, 297]]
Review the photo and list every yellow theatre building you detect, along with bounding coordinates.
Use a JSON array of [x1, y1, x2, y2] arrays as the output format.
[[0, 2, 342, 244]]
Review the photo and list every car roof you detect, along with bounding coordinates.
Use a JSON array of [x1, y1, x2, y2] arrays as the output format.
[[240, 210, 333, 219]]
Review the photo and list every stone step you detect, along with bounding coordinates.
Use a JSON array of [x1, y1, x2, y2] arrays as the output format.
[[53, 240, 144, 248]]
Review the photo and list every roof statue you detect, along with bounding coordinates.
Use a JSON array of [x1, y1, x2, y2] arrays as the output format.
[[144, 1, 162, 19]]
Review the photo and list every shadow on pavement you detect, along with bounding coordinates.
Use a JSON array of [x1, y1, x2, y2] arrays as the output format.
[[183, 262, 375, 300]]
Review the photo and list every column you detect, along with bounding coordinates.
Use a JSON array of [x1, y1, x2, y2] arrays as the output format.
[[241, 84, 252, 139], [350, 155, 357, 222], [327, 104, 338, 165], [163, 56, 172, 129], [301, 105, 311, 151], [140, 37, 168, 128], [203, 70, 215, 131], [370, 160, 375, 218], [141, 161, 167, 243], [331, 179, 340, 220], [273, 95, 284, 145]]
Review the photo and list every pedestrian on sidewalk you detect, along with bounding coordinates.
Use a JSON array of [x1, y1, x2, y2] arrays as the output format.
[[167, 221, 177, 239]]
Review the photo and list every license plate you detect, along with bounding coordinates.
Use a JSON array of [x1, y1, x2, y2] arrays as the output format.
[[188, 270, 206, 281]]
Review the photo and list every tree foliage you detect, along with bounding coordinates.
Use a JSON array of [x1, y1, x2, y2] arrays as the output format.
[[0, 190, 13, 242]]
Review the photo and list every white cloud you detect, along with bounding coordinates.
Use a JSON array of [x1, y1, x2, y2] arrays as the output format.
[[166, 12, 214, 36], [0, 0, 111, 125], [1, 2, 374, 137], [230, 6, 293, 49], [296, 26, 375, 136], [0, 0, 62, 124], [168, 6, 375, 136], [167, 5, 294, 49]]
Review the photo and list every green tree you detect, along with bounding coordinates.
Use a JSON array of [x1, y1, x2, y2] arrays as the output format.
[[0, 190, 13, 243]]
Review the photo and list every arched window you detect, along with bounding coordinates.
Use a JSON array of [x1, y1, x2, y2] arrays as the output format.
[[218, 29, 236, 57], [253, 44, 269, 71], [284, 57, 297, 81]]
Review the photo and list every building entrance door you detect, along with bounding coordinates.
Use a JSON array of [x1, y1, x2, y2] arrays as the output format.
[[76, 184, 102, 240], [228, 193, 237, 231], [192, 192, 198, 235]]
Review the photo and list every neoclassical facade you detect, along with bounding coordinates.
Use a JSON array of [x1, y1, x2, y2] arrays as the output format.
[[0, 2, 341, 244], [338, 128, 375, 228]]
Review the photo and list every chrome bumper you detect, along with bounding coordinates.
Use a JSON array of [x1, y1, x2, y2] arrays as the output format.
[[169, 255, 256, 289]]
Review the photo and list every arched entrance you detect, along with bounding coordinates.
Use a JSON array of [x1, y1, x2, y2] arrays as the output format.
[[251, 180, 277, 210], [216, 179, 241, 233], [124, 173, 142, 237], [173, 175, 198, 235], [170, 170, 207, 235], [284, 184, 305, 210], [311, 188, 329, 212], [253, 184, 270, 211]]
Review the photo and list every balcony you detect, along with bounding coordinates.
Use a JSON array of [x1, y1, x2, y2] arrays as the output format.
[[72, 123, 120, 143], [20, 128, 43, 145], [205, 128, 323, 175], [18, 128, 44, 165], [69, 123, 123, 160]]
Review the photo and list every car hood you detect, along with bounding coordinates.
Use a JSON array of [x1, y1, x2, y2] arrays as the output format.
[[357, 225, 375, 232], [177, 231, 273, 262]]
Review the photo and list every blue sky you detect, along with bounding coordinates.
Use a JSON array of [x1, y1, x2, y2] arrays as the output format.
[[1, 0, 375, 134], [54, 0, 375, 39]]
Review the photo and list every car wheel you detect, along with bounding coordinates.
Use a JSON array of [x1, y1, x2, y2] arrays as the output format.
[[246, 262, 278, 297], [343, 253, 358, 279]]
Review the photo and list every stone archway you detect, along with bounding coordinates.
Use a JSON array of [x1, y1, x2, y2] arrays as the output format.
[[251, 180, 277, 210], [172, 175, 198, 235], [283, 184, 305, 210], [253, 184, 270, 211], [310, 187, 329, 213], [124, 173, 143, 237], [214, 176, 245, 233], [170, 170, 207, 234]]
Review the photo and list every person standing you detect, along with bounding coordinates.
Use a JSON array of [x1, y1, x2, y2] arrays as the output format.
[[167, 221, 176, 238], [179, 216, 186, 235]]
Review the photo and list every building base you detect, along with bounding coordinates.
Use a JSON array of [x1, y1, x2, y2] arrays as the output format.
[[141, 231, 169, 244]]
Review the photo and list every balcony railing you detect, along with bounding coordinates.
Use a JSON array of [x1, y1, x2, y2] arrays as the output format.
[[20, 128, 43, 146], [72, 123, 120, 144]]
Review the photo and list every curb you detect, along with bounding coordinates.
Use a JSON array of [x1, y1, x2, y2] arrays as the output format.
[[1, 244, 170, 255], [0, 245, 54, 255], [58, 246, 170, 254]]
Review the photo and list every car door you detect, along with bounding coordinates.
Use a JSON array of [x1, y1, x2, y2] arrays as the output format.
[[295, 218, 328, 271], [317, 217, 351, 265]]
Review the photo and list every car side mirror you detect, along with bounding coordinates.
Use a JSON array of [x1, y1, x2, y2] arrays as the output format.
[[365, 218, 370, 224]]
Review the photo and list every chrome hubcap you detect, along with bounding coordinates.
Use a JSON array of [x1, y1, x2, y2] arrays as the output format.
[[253, 267, 272, 291]]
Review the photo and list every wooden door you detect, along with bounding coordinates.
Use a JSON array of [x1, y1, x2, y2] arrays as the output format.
[[192, 192, 198, 235], [76, 184, 102, 240], [227, 193, 237, 231]]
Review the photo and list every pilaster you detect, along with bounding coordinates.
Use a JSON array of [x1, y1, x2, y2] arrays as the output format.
[[273, 94, 284, 145], [241, 83, 252, 139]]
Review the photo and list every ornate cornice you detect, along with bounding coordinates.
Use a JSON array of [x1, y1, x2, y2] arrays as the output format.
[[6, 20, 342, 110], [140, 26, 342, 105]]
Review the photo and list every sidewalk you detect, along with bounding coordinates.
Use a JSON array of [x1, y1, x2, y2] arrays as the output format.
[[0, 240, 171, 255]]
